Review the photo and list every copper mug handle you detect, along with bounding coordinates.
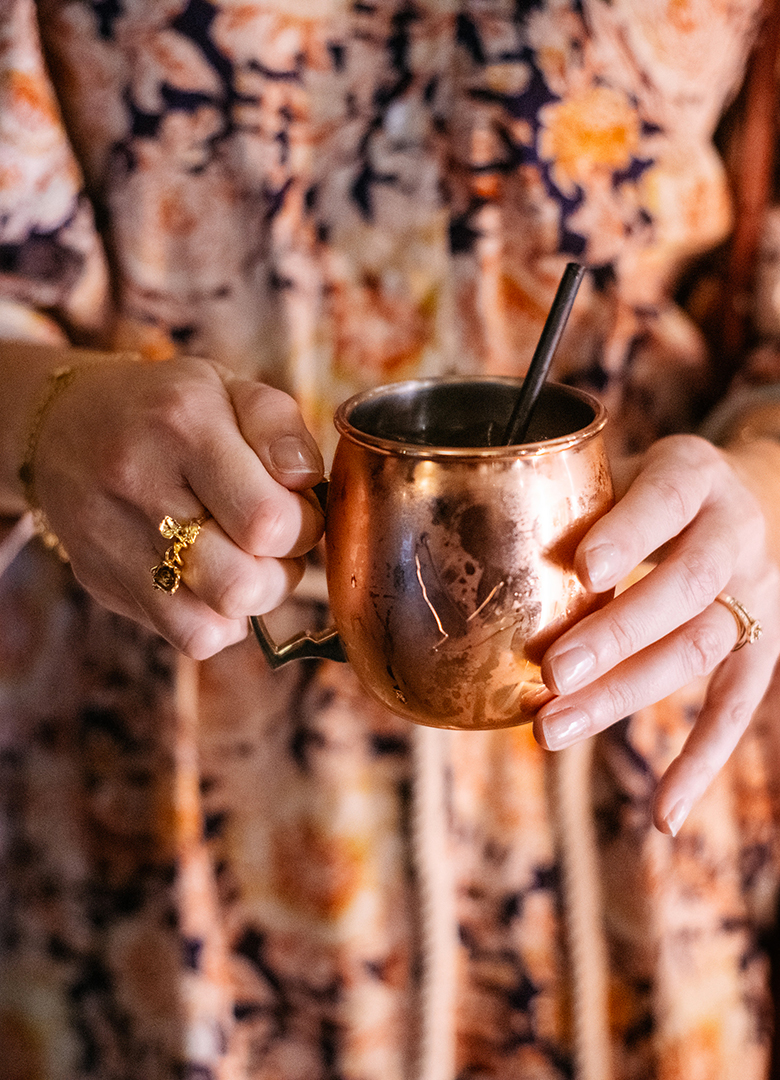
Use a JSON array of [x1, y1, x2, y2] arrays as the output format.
[[250, 615, 346, 667]]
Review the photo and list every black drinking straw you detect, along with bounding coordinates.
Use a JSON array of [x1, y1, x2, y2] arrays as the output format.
[[502, 261, 586, 445]]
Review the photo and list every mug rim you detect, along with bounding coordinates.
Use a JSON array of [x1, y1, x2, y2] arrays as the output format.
[[333, 375, 608, 457]]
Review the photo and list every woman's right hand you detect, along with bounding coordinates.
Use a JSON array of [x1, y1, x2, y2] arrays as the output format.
[[31, 354, 325, 658]]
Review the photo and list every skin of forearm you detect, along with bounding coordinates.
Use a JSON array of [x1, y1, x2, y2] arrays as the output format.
[[0, 340, 124, 516]]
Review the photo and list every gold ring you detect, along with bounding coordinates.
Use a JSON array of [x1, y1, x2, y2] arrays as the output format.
[[714, 593, 762, 651], [151, 515, 206, 594]]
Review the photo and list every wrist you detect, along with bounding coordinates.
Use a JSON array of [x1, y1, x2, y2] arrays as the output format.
[[19, 365, 79, 557], [721, 435, 780, 569], [10, 346, 142, 552]]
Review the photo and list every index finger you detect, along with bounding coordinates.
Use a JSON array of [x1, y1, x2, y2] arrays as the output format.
[[575, 436, 721, 592], [226, 379, 324, 491]]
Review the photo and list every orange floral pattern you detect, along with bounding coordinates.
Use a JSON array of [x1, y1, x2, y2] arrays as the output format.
[[1, 2, 779, 1079]]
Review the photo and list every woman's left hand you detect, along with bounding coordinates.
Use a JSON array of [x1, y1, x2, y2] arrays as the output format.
[[534, 433, 780, 835]]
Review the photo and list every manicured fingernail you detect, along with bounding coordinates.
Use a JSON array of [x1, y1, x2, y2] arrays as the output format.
[[583, 543, 620, 589], [269, 435, 320, 475], [541, 708, 589, 751], [661, 797, 691, 837], [548, 645, 595, 693]]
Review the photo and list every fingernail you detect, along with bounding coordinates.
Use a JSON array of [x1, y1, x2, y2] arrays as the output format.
[[269, 435, 320, 476], [541, 707, 589, 751], [548, 645, 595, 693], [661, 796, 691, 837], [583, 543, 620, 589]]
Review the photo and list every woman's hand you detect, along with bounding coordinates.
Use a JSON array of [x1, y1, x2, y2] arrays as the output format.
[[32, 354, 325, 659], [534, 433, 780, 835]]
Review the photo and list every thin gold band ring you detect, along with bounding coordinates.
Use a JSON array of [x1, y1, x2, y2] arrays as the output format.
[[714, 593, 762, 652]]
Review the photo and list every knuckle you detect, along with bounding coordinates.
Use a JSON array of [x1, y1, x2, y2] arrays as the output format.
[[655, 433, 718, 472], [677, 548, 725, 609], [685, 433, 721, 467], [212, 557, 301, 619], [645, 471, 696, 530], [148, 362, 221, 443], [718, 698, 754, 738], [97, 366, 220, 496], [157, 381, 204, 439], [97, 433, 144, 495], [686, 758, 718, 798], [254, 383, 299, 416], [741, 498, 768, 553], [180, 619, 235, 660], [604, 614, 642, 658], [245, 497, 297, 555], [644, 434, 720, 518], [212, 567, 250, 620], [254, 556, 305, 614], [601, 678, 634, 723], [683, 622, 726, 675], [241, 382, 302, 428]]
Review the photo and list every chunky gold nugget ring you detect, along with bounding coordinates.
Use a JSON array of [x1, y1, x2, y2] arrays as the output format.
[[151, 515, 206, 594], [714, 594, 763, 652]]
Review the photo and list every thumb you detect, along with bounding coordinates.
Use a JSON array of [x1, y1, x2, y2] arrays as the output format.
[[226, 377, 324, 491]]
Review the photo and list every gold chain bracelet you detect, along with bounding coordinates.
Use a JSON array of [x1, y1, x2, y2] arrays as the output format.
[[19, 352, 144, 560], [18, 365, 79, 560]]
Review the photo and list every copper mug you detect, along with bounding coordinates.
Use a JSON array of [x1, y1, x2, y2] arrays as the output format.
[[252, 377, 613, 730]]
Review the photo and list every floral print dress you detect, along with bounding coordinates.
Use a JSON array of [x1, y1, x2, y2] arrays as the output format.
[[1, 2, 780, 1079]]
